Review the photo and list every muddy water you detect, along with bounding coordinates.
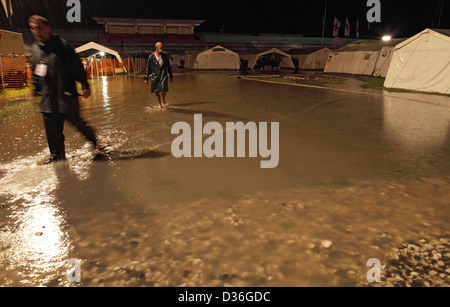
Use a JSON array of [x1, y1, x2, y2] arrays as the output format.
[[0, 72, 449, 287]]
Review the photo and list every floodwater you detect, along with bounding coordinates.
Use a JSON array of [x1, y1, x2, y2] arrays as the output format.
[[0, 72, 449, 287]]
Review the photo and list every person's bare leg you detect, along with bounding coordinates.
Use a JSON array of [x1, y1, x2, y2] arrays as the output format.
[[161, 92, 168, 107], [155, 93, 163, 108]]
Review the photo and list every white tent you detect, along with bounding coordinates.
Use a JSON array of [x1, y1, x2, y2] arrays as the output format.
[[324, 39, 405, 77], [240, 48, 295, 70], [194, 45, 241, 70], [287, 47, 331, 70], [75, 41, 124, 64], [0, 29, 25, 55], [384, 29, 450, 95]]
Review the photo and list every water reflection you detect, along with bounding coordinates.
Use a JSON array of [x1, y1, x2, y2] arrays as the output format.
[[383, 91, 450, 155], [101, 76, 110, 107], [0, 156, 72, 286]]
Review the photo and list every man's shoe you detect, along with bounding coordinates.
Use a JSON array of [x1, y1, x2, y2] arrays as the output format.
[[44, 155, 64, 165]]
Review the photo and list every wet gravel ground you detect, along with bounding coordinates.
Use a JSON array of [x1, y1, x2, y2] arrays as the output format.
[[22, 176, 445, 287], [369, 236, 450, 287], [1, 74, 449, 287]]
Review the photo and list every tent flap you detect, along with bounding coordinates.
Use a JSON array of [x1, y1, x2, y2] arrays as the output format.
[[240, 48, 295, 70]]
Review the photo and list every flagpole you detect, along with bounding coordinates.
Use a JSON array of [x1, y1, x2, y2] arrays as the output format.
[[438, 0, 444, 28], [5, 0, 12, 30], [321, 0, 328, 47]]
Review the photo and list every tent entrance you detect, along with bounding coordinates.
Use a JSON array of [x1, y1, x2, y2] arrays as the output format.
[[255, 53, 284, 70]]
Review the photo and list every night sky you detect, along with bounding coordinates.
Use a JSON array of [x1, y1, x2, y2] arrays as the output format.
[[1, 0, 448, 38]]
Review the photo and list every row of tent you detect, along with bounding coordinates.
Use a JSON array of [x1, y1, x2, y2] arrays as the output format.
[[326, 28, 450, 94], [184, 46, 332, 71], [74, 28, 449, 94], [75, 41, 332, 72]]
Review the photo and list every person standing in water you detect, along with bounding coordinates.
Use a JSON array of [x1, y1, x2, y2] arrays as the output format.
[[144, 42, 173, 108], [29, 15, 101, 164]]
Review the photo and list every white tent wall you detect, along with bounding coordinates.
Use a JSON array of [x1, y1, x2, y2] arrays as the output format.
[[279, 56, 295, 69], [293, 48, 331, 70], [185, 51, 202, 69], [194, 46, 241, 70], [384, 29, 450, 94], [0, 29, 25, 55], [324, 39, 406, 77], [324, 50, 380, 75], [373, 46, 395, 77]]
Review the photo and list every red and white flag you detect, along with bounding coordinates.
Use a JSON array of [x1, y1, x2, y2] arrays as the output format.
[[345, 17, 351, 37], [333, 17, 341, 37], [356, 18, 360, 38]]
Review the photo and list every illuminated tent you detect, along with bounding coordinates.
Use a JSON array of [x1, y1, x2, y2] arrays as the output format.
[[384, 29, 450, 94], [194, 45, 241, 70], [75, 42, 126, 76], [75, 41, 123, 64], [240, 48, 295, 70]]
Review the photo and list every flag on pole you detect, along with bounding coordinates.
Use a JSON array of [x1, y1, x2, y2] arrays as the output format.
[[333, 17, 341, 37], [356, 18, 360, 38], [345, 17, 351, 37], [1, 0, 13, 18]]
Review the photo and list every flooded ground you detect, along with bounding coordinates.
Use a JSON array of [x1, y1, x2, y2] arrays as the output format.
[[0, 71, 449, 287]]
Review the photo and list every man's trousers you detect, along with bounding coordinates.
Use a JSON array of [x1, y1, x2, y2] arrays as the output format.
[[43, 112, 97, 159]]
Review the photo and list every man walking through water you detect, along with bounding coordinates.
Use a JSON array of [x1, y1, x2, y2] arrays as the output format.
[[144, 42, 173, 108], [29, 15, 101, 164]]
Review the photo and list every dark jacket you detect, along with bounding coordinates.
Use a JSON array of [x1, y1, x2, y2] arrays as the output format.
[[31, 34, 90, 114], [145, 52, 173, 93]]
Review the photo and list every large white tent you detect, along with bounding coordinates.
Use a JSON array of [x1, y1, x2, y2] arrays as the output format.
[[194, 45, 240, 70], [324, 39, 405, 77], [240, 48, 295, 70], [384, 29, 450, 95], [287, 47, 331, 70]]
